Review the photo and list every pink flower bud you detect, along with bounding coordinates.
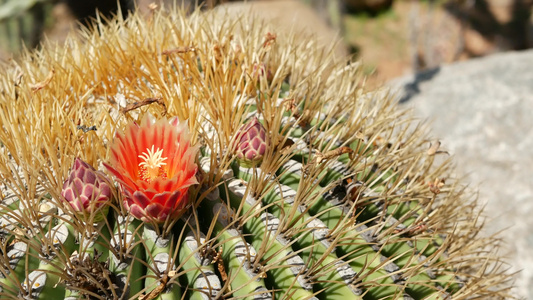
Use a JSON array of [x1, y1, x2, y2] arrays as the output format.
[[62, 158, 112, 221], [234, 117, 268, 167]]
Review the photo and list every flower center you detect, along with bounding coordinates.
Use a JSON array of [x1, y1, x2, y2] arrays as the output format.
[[138, 145, 168, 182]]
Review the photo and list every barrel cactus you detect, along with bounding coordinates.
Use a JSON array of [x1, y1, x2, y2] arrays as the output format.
[[0, 7, 512, 300]]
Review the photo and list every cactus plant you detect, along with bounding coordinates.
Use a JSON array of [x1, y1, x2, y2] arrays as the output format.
[[0, 6, 513, 300]]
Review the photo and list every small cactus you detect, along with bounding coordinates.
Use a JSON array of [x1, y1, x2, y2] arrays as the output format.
[[0, 7, 514, 300]]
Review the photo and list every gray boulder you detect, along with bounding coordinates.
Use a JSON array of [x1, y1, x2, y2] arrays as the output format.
[[390, 49, 533, 299]]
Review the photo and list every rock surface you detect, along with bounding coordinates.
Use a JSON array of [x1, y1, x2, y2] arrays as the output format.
[[390, 49, 533, 299]]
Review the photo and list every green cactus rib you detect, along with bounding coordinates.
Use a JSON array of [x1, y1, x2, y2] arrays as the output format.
[[232, 164, 404, 300], [77, 220, 111, 263], [0, 237, 43, 297], [24, 260, 64, 299], [273, 155, 454, 299], [197, 183, 272, 299], [217, 176, 318, 300], [64, 288, 79, 299], [220, 176, 363, 300], [108, 215, 144, 298], [142, 224, 181, 299], [178, 227, 222, 299], [0, 213, 36, 290], [0, 195, 19, 213], [197, 155, 365, 299], [297, 141, 462, 294], [280, 131, 456, 276], [0, 241, 30, 295], [252, 212, 319, 300], [22, 218, 77, 299], [0, 201, 73, 298], [274, 114, 460, 284]]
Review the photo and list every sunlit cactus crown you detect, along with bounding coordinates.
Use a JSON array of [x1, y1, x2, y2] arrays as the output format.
[[0, 6, 513, 300]]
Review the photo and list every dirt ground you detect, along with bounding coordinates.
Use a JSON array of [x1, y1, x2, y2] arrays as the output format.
[[343, 0, 533, 88], [343, 1, 464, 88]]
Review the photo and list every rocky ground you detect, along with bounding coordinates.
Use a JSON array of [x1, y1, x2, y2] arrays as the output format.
[[390, 50, 533, 300]]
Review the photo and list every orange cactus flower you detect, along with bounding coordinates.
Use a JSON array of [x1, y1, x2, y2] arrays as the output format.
[[104, 113, 199, 223]]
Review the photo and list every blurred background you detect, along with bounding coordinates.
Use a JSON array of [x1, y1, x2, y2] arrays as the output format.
[[1, 0, 533, 299], [1, 0, 532, 86]]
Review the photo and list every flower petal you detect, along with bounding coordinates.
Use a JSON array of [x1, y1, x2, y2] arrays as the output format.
[[145, 203, 164, 221], [131, 191, 152, 208], [129, 204, 146, 220], [105, 113, 198, 223]]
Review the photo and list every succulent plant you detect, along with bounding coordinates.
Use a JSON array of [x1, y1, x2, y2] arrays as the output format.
[[0, 6, 513, 300]]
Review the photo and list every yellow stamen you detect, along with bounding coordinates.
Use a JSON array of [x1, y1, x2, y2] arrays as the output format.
[[138, 145, 168, 181]]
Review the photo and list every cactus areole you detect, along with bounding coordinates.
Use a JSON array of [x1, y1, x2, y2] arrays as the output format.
[[104, 113, 199, 223]]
